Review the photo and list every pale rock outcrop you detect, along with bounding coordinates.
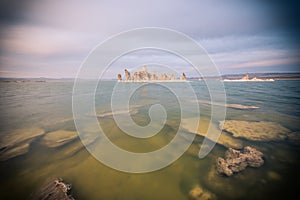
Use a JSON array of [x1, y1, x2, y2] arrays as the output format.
[[242, 73, 250, 80], [0, 127, 45, 161], [120, 65, 187, 81], [0, 142, 30, 161], [162, 73, 169, 80], [124, 69, 131, 81], [117, 74, 122, 81], [287, 131, 300, 145], [132, 66, 152, 81], [220, 120, 290, 141], [41, 130, 78, 148], [181, 73, 187, 80], [216, 146, 264, 176], [182, 117, 243, 149], [29, 178, 74, 200], [150, 73, 157, 80], [189, 185, 216, 200]]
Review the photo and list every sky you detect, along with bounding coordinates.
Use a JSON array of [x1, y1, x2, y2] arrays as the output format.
[[0, 0, 299, 78]]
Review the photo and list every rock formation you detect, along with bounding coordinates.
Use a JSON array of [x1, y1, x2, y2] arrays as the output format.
[[41, 130, 78, 148], [119, 66, 187, 82], [170, 73, 175, 80], [0, 127, 45, 161], [117, 74, 122, 81], [124, 69, 131, 81], [150, 73, 157, 80], [161, 73, 169, 80], [216, 146, 264, 176], [181, 73, 186, 80], [133, 65, 150, 81], [29, 178, 74, 200], [242, 73, 249, 80], [224, 73, 275, 82], [220, 120, 290, 141], [287, 131, 300, 145], [181, 117, 243, 149], [189, 185, 216, 200]]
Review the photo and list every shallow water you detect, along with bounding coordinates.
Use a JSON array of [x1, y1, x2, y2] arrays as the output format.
[[0, 80, 300, 199]]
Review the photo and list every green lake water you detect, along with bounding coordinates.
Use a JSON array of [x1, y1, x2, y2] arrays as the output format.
[[0, 80, 300, 199]]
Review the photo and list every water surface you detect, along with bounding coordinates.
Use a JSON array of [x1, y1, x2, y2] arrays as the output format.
[[0, 80, 300, 199]]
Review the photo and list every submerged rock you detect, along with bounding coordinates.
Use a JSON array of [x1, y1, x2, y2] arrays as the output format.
[[41, 130, 78, 148], [0, 127, 44, 149], [96, 108, 138, 118], [287, 131, 300, 145], [267, 171, 281, 180], [0, 142, 29, 161], [216, 146, 264, 176], [220, 120, 290, 141], [29, 178, 74, 200], [205, 167, 246, 199], [182, 118, 243, 149], [195, 100, 259, 110], [189, 185, 216, 200], [0, 127, 45, 161]]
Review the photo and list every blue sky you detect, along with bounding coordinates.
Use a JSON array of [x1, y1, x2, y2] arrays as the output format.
[[0, 0, 299, 78]]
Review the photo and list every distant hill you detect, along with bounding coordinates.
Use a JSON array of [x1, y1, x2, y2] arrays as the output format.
[[222, 73, 300, 80], [1, 72, 300, 82], [0, 77, 75, 82], [190, 72, 300, 80]]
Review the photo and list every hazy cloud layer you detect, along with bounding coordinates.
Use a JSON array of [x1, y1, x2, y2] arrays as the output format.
[[0, 0, 299, 78]]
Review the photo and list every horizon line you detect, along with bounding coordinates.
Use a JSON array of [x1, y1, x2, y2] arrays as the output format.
[[1, 71, 300, 80]]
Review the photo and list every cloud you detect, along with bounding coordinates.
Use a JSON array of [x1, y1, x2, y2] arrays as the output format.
[[0, 24, 99, 78], [19, 0, 287, 37], [1, 24, 93, 56], [0, 0, 300, 78]]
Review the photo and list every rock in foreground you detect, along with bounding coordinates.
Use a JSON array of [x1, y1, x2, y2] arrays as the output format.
[[216, 146, 264, 176], [220, 120, 290, 141], [29, 178, 74, 200], [287, 131, 300, 145], [0, 127, 45, 161], [0, 142, 29, 161], [189, 185, 216, 200], [41, 130, 78, 148], [182, 117, 243, 149]]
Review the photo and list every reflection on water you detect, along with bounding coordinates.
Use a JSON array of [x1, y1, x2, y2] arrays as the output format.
[[0, 80, 300, 199]]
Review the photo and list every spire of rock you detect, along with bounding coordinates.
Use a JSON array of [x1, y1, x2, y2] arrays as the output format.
[[117, 74, 122, 82], [181, 73, 186, 80], [121, 67, 187, 82], [124, 69, 131, 81], [142, 65, 147, 72]]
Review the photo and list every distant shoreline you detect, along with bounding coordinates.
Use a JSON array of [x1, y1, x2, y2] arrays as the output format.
[[1, 72, 300, 82], [193, 72, 300, 81]]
